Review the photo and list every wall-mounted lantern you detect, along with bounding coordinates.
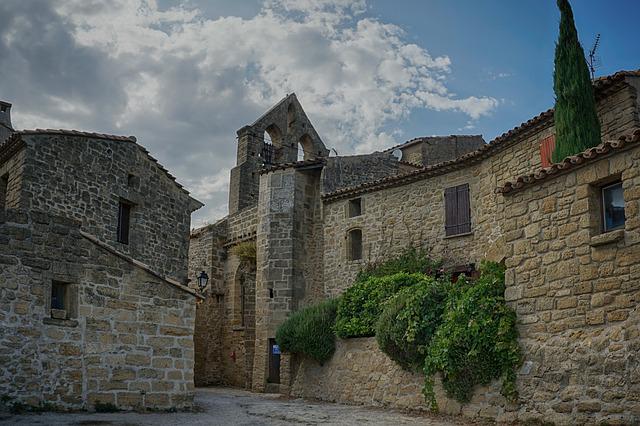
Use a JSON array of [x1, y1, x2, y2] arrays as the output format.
[[196, 270, 209, 294]]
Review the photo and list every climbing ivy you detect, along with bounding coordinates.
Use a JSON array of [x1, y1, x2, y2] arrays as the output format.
[[423, 262, 522, 408], [376, 276, 449, 372], [335, 273, 426, 338]]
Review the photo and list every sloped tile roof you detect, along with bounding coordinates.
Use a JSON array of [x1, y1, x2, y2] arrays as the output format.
[[322, 69, 640, 202], [496, 128, 640, 195]]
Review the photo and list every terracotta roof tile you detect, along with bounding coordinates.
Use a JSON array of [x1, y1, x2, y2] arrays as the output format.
[[496, 129, 640, 195], [322, 69, 640, 201]]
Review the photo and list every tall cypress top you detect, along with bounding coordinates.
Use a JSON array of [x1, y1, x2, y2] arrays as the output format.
[[552, 0, 601, 163]]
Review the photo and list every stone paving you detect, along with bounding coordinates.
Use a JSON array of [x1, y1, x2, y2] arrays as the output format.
[[1, 387, 476, 426]]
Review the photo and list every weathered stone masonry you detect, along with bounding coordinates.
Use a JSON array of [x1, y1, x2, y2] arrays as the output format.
[[1, 128, 203, 410], [191, 70, 640, 424]]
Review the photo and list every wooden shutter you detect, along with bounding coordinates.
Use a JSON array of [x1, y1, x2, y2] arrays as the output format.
[[445, 187, 457, 236], [445, 184, 471, 236], [540, 134, 556, 168], [456, 184, 471, 234]]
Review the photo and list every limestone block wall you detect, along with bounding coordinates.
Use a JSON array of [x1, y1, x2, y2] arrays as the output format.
[[322, 161, 497, 297], [190, 220, 228, 386], [500, 148, 640, 425], [288, 338, 511, 420], [0, 209, 196, 410], [228, 206, 258, 242], [0, 142, 25, 209], [321, 82, 640, 297], [321, 153, 405, 195], [15, 134, 197, 281]]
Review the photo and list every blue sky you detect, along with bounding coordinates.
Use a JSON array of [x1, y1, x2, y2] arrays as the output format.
[[177, 0, 640, 142], [1, 0, 638, 224]]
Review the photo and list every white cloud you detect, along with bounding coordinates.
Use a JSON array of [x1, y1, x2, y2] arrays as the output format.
[[2, 0, 498, 227]]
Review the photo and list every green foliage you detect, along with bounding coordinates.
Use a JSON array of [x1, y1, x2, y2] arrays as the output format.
[[231, 241, 257, 263], [335, 273, 426, 338], [275, 298, 339, 364], [552, 0, 601, 163], [423, 262, 522, 406], [376, 276, 450, 372], [94, 401, 120, 413], [357, 247, 441, 282]]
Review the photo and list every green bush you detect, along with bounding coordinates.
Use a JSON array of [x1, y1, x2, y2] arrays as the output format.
[[335, 273, 426, 338], [357, 247, 441, 282], [275, 298, 338, 364], [423, 262, 522, 406], [376, 276, 450, 372]]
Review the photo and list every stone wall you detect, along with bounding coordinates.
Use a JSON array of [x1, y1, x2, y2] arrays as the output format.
[[0, 141, 25, 209], [0, 209, 196, 410], [288, 338, 510, 420], [321, 153, 407, 195], [190, 219, 228, 386], [14, 133, 198, 281], [499, 147, 640, 425], [321, 81, 640, 297]]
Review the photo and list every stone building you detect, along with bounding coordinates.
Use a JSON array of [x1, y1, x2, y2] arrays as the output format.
[[0, 124, 203, 410], [191, 69, 640, 424], [0, 101, 13, 144]]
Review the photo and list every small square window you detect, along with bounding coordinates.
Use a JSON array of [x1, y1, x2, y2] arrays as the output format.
[[601, 182, 625, 233], [348, 198, 362, 218], [51, 282, 66, 311]]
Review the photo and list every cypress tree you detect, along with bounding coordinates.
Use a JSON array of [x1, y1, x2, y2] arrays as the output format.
[[552, 0, 601, 163]]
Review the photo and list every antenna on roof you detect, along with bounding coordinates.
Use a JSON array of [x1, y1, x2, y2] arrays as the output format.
[[587, 33, 601, 80]]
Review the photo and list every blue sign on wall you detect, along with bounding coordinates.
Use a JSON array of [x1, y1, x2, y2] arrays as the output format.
[[272, 344, 281, 355]]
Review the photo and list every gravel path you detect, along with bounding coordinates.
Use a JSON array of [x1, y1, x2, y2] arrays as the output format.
[[1, 387, 473, 426]]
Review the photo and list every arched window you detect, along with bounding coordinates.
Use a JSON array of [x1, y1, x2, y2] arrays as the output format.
[[298, 133, 313, 162], [347, 229, 363, 261], [260, 124, 282, 165]]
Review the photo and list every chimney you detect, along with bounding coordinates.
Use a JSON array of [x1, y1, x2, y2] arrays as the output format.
[[0, 101, 13, 144]]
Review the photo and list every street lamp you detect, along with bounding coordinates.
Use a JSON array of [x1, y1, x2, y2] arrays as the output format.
[[196, 271, 209, 294]]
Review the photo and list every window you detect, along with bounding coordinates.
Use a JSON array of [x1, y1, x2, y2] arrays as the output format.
[[117, 201, 132, 244], [0, 173, 8, 210], [347, 229, 362, 261], [601, 182, 625, 232], [51, 282, 66, 311], [444, 183, 471, 236], [348, 198, 362, 217], [50, 281, 76, 319]]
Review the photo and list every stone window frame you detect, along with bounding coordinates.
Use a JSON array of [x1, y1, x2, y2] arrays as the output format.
[[587, 173, 626, 247], [346, 197, 363, 218], [600, 181, 625, 233], [346, 228, 363, 262], [44, 278, 79, 327]]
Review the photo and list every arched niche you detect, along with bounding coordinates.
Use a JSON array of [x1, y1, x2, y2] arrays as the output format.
[[298, 133, 314, 161]]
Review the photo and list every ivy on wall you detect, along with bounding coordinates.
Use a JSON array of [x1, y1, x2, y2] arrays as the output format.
[[422, 262, 522, 407]]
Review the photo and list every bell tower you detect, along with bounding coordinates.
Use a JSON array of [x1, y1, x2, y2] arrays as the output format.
[[228, 94, 329, 214]]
